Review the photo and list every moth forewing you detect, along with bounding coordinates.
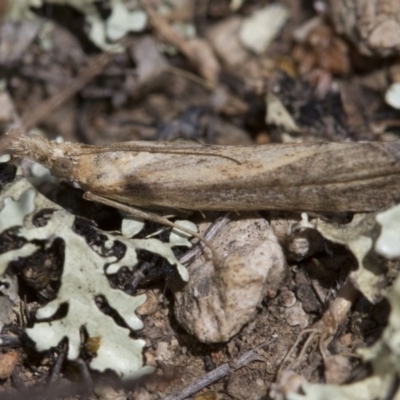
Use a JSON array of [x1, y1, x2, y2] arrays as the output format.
[[71, 141, 400, 213]]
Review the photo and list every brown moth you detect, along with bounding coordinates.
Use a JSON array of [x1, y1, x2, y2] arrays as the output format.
[[9, 134, 400, 213]]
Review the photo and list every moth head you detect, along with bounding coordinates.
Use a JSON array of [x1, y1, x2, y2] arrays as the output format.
[[8, 133, 75, 179]]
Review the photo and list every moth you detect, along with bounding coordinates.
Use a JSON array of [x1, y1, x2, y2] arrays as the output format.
[[8, 133, 400, 252]]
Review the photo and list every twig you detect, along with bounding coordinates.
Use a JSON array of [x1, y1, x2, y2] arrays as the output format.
[[20, 51, 116, 131], [166, 66, 213, 90], [48, 343, 67, 384], [142, 0, 220, 84], [142, 1, 195, 62], [0, 335, 21, 347], [11, 369, 26, 391], [162, 339, 275, 400], [0, 382, 89, 400], [76, 358, 93, 394]]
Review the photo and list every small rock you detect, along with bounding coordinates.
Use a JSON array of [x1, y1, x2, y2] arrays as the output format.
[[277, 287, 296, 308], [239, 3, 289, 54], [0, 20, 42, 65], [136, 289, 159, 316], [174, 213, 286, 343], [269, 212, 324, 261], [207, 17, 249, 67], [0, 350, 18, 379], [227, 372, 266, 400], [132, 387, 152, 400], [94, 381, 127, 400], [144, 351, 156, 367], [285, 302, 309, 328], [329, 0, 400, 57], [385, 82, 400, 110], [338, 333, 352, 347], [270, 370, 306, 400], [324, 354, 352, 384], [155, 342, 172, 362]]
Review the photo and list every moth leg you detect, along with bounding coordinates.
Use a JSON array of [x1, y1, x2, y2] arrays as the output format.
[[83, 192, 218, 261]]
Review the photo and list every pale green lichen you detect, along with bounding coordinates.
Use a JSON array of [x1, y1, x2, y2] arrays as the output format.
[[310, 213, 384, 303], [286, 203, 400, 400], [6, 0, 147, 50], [23, 210, 151, 379], [106, 0, 147, 41], [375, 204, 400, 259], [0, 172, 192, 379], [0, 188, 36, 234], [121, 216, 145, 238], [0, 176, 42, 276]]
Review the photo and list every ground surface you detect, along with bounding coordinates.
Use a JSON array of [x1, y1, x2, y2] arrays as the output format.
[[0, 1, 400, 399]]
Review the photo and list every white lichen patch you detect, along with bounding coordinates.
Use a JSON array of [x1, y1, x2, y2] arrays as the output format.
[[291, 209, 400, 303], [0, 172, 192, 380], [0, 188, 36, 234], [0, 177, 41, 276], [375, 204, 400, 259], [121, 216, 145, 238], [6, 0, 147, 51], [313, 213, 385, 303], [0, 155, 11, 163], [286, 206, 400, 400], [106, 219, 194, 282], [21, 210, 151, 379]]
